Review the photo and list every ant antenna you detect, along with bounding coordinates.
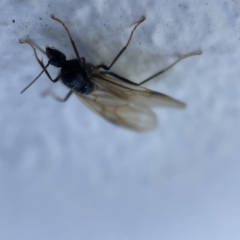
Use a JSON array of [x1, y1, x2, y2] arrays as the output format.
[[20, 62, 50, 94], [51, 14, 82, 65], [19, 39, 50, 94]]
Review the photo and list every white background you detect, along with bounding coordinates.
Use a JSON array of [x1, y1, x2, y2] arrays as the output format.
[[1, 0, 240, 239]]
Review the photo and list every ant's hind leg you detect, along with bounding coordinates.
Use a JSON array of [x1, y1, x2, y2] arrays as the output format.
[[99, 50, 202, 86], [138, 50, 202, 85]]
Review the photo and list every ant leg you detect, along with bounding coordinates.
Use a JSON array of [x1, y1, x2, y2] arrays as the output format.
[[99, 50, 201, 86], [96, 16, 146, 70], [42, 90, 73, 102], [137, 50, 202, 85], [51, 15, 82, 65], [100, 71, 134, 84]]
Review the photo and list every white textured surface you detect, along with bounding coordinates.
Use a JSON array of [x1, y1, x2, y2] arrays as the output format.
[[1, 0, 240, 239]]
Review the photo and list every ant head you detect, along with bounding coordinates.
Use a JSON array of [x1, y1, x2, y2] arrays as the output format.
[[46, 46, 66, 67]]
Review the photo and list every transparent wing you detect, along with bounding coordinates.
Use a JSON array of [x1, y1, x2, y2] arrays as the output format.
[[75, 73, 185, 131], [92, 73, 186, 108], [75, 88, 157, 131]]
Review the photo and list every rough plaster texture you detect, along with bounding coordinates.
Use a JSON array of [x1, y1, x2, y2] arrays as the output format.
[[1, 0, 240, 240]]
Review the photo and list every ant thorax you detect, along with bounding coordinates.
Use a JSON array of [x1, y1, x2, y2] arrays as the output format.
[[60, 59, 94, 95]]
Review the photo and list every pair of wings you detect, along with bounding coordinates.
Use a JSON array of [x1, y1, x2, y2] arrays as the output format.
[[75, 73, 185, 131]]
